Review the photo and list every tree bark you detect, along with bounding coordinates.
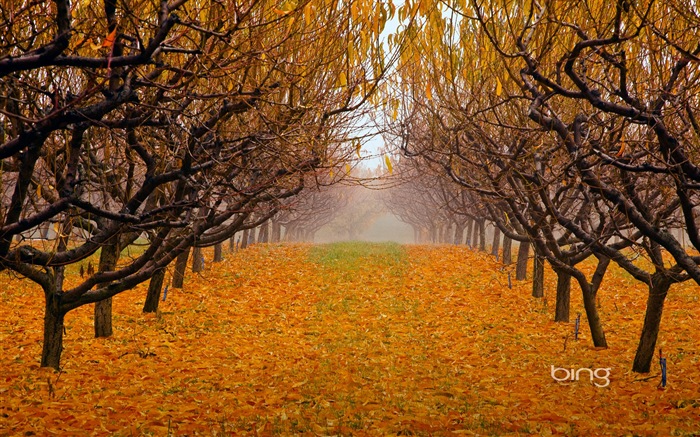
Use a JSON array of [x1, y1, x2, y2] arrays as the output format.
[[465, 218, 473, 247], [515, 241, 530, 280], [241, 229, 250, 247], [213, 243, 223, 262], [502, 236, 512, 265], [192, 246, 204, 272], [491, 225, 501, 258], [580, 279, 607, 348], [478, 220, 486, 251], [143, 267, 166, 313], [258, 222, 269, 243], [554, 269, 571, 322], [632, 274, 671, 373], [229, 234, 236, 252], [171, 248, 190, 288], [532, 255, 544, 298], [41, 286, 65, 369], [94, 241, 121, 338]]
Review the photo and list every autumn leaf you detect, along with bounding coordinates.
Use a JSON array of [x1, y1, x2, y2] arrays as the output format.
[[101, 28, 117, 49], [384, 154, 393, 173]]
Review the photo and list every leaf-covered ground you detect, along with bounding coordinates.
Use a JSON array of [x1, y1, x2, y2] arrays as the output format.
[[1, 242, 699, 436]]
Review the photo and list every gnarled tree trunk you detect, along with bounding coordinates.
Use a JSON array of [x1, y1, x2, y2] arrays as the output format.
[[502, 236, 512, 265], [532, 255, 544, 298], [554, 269, 571, 322], [633, 274, 671, 373]]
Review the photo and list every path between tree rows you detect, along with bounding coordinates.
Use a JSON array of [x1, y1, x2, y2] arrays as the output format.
[[1, 242, 699, 435]]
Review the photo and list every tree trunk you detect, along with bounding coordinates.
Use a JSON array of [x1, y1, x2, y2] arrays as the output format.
[[258, 222, 269, 243], [554, 269, 571, 322], [491, 226, 501, 258], [229, 235, 236, 252], [515, 241, 530, 280], [272, 220, 281, 242], [94, 241, 121, 338], [454, 224, 465, 245], [632, 274, 671, 373], [247, 228, 256, 245], [580, 279, 607, 348], [478, 220, 486, 251], [214, 243, 223, 262], [532, 255, 544, 298], [192, 246, 204, 272], [41, 286, 65, 369], [502, 236, 512, 265], [241, 229, 250, 248], [171, 248, 190, 288], [465, 218, 473, 247], [143, 268, 166, 313]]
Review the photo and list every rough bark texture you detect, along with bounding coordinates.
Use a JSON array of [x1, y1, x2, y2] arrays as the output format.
[[515, 241, 530, 280], [143, 268, 166, 313], [580, 279, 608, 348], [171, 248, 190, 288], [41, 288, 65, 369], [192, 246, 204, 272], [633, 275, 671, 373], [502, 236, 512, 265], [532, 255, 544, 298], [213, 243, 223, 262], [94, 241, 121, 338], [554, 269, 571, 322]]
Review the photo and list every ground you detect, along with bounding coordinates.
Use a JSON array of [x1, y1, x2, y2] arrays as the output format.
[[1, 242, 699, 436]]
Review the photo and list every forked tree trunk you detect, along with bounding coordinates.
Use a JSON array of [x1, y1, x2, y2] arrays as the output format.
[[143, 268, 166, 313], [94, 241, 121, 338], [214, 243, 223, 262], [192, 246, 204, 272], [502, 236, 512, 265], [491, 226, 501, 258], [515, 241, 530, 280], [633, 274, 671, 373], [554, 269, 571, 322], [171, 248, 190, 288], [41, 283, 66, 369], [532, 255, 544, 298]]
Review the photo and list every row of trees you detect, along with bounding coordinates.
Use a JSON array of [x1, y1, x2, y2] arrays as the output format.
[[0, 0, 408, 368], [383, 0, 700, 372]]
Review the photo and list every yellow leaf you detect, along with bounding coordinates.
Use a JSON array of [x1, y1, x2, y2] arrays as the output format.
[[426, 82, 432, 100], [338, 72, 347, 87], [36, 184, 41, 197], [356, 142, 361, 159], [496, 78, 502, 97], [101, 28, 117, 48], [304, 3, 312, 25], [345, 163, 351, 173], [384, 154, 393, 174]]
